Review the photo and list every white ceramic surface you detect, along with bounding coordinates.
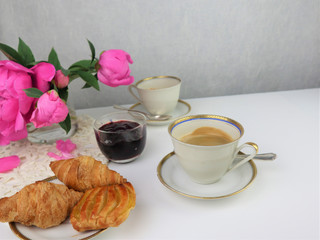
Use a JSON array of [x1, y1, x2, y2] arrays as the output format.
[[128, 76, 181, 115], [157, 152, 257, 199], [169, 115, 258, 184], [10, 219, 105, 240], [129, 99, 191, 125]]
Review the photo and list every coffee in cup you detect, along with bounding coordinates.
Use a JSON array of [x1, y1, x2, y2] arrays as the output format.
[[179, 126, 234, 146], [168, 115, 258, 184], [128, 76, 181, 115]]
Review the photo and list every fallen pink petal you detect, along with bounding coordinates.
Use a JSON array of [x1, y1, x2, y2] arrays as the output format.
[[47, 152, 63, 160], [47, 151, 74, 160], [60, 152, 74, 159], [48, 139, 77, 160], [56, 139, 77, 153], [0, 155, 20, 173]]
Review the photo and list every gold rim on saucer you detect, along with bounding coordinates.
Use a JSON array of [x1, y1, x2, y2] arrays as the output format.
[[8, 176, 108, 240], [130, 99, 191, 123], [9, 223, 107, 240], [157, 152, 257, 200]]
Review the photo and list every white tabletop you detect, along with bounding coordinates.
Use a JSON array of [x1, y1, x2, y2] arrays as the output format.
[[1, 88, 319, 240]]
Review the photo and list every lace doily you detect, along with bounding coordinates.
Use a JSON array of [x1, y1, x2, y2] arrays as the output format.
[[0, 115, 107, 198]]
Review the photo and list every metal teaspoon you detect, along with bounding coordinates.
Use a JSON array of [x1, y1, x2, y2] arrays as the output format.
[[113, 105, 172, 121], [236, 153, 277, 161]]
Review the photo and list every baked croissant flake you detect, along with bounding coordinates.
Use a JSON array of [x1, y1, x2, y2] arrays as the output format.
[[0, 181, 83, 229], [70, 182, 136, 232], [50, 155, 127, 192]]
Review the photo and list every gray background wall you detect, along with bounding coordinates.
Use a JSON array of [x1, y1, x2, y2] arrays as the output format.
[[1, 0, 319, 109]]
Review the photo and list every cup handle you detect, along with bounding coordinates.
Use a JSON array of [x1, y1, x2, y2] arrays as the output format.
[[227, 142, 258, 172], [128, 85, 142, 103]]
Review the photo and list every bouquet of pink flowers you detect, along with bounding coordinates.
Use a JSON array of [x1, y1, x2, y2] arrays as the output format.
[[0, 38, 134, 146]]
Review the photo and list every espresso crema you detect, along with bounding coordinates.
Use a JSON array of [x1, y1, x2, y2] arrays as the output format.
[[179, 126, 233, 146]]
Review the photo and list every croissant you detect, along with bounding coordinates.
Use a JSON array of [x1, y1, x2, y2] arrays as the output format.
[[50, 155, 127, 192], [0, 181, 83, 229], [70, 182, 136, 232]]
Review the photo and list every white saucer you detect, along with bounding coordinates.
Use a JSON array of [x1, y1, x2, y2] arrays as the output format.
[[9, 177, 107, 240], [157, 152, 257, 199], [129, 99, 191, 125]]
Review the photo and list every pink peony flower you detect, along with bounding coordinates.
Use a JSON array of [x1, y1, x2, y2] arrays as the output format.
[[97, 49, 134, 87], [54, 70, 69, 89], [0, 155, 20, 173], [31, 62, 56, 92], [0, 39, 136, 146], [0, 60, 56, 145], [30, 90, 68, 128], [0, 61, 35, 145]]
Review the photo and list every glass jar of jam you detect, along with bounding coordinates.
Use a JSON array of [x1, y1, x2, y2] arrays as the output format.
[[93, 111, 147, 163]]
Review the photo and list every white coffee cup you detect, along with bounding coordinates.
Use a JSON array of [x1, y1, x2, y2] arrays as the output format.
[[128, 76, 181, 115], [168, 114, 258, 184]]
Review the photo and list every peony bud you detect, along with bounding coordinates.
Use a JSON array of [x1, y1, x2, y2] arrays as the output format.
[[97, 49, 134, 87], [54, 70, 69, 88]]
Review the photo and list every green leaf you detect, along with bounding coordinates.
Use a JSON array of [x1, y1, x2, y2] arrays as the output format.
[[77, 71, 100, 90], [60, 67, 70, 76], [18, 38, 35, 65], [68, 73, 80, 82], [81, 83, 92, 89], [59, 114, 71, 134], [57, 87, 69, 102], [0, 43, 24, 64], [53, 84, 59, 92], [68, 59, 95, 70], [48, 48, 61, 70], [25, 61, 37, 67], [87, 39, 95, 63], [23, 88, 44, 98]]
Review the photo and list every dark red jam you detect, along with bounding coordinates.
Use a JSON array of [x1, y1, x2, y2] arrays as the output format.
[[95, 120, 146, 162]]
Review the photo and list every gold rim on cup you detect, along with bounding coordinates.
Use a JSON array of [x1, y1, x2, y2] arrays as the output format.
[[168, 114, 245, 145], [135, 75, 181, 89]]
